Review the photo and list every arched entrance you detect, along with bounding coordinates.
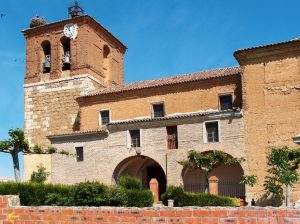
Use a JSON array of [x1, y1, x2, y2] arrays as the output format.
[[113, 155, 166, 197], [181, 151, 245, 198]]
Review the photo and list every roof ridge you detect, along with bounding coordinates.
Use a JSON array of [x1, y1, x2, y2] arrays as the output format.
[[78, 66, 241, 99], [124, 66, 241, 87]]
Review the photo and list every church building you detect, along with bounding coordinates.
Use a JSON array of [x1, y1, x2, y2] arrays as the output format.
[[23, 4, 300, 204]]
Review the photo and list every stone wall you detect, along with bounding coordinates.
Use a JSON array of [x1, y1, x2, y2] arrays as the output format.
[[0, 196, 299, 224], [49, 115, 245, 188], [24, 75, 100, 146], [241, 47, 300, 204]]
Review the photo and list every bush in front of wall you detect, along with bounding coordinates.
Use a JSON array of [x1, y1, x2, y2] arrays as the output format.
[[117, 175, 144, 190], [0, 181, 72, 206], [123, 189, 154, 207], [72, 181, 109, 206], [32, 145, 44, 154], [161, 186, 239, 207], [0, 178, 154, 207], [30, 165, 50, 183]]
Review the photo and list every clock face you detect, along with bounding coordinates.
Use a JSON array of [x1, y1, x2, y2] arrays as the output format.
[[63, 23, 78, 40]]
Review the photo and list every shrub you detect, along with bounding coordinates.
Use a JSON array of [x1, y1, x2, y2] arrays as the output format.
[[162, 186, 238, 207], [124, 189, 153, 207], [0, 181, 72, 206], [0, 180, 153, 207], [108, 187, 127, 206], [30, 166, 49, 183], [72, 181, 109, 206], [32, 145, 44, 154], [46, 146, 57, 154], [117, 175, 143, 190], [45, 193, 74, 206]]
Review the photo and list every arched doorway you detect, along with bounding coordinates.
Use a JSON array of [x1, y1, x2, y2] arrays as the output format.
[[182, 167, 206, 193], [113, 155, 166, 197], [181, 151, 245, 198], [211, 164, 245, 198]]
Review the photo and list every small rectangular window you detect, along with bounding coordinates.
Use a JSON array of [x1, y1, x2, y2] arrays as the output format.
[[219, 94, 233, 110], [167, 126, 178, 149], [153, 103, 165, 118], [130, 130, 140, 148], [205, 122, 219, 143], [75, 147, 84, 162], [100, 110, 110, 125]]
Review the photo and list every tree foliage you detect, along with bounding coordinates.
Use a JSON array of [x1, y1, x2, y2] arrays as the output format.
[[264, 146, 300, 206], [241, 175, 257, 187], [0, 129, 29, 154], [30, 166, 50, 183], [179, 150, 244, 173], [179, 150, 244, 192], [0, 128, 29, 181]]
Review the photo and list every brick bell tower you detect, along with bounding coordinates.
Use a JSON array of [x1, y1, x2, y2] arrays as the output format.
[[23, 3, 127, 146]]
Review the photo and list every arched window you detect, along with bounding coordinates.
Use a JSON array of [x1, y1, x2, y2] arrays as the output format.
[[41, 40, 51, 73], [61, 37, 71, 71], [103, 45, 110, 59]]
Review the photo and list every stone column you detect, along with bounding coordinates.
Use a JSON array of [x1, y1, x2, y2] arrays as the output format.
[[209, 176, 219, 196], [149, 178, 159, 203]]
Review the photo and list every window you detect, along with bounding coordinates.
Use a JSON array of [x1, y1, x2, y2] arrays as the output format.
[[75, 147, 83, 162], [100, 110, 110, 125], [219, 94, 233, 110], [152, 103, 165, 118], [130, 130, 140, 148], [167, 126, 178, 149], [205, 122, 219, 143], [61, 37, 71, 71], [41, 40, 51, 73], [103, 45, 110, 59]]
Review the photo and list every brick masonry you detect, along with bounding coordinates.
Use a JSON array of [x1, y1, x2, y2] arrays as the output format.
[[0, 196, 299, 224]]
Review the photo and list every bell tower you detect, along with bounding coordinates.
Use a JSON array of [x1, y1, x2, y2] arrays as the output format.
[[23, 4, 127, 146]]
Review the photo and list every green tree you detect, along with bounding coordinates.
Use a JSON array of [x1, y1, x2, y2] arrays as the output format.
[[264, 146, 300, 207], [30, 165, 50, 183], [0, 128, 29, 182], [241, 175, 257, 188], [179, 150, 244, 193]]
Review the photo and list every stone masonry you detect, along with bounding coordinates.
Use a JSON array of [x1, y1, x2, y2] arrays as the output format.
[[22, 12, 300, 206]]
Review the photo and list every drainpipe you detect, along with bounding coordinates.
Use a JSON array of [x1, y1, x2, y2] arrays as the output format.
[[165, 153, 168, 186]]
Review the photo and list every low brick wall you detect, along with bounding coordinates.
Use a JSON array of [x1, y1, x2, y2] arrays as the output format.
[[0, 196, 299, 224]]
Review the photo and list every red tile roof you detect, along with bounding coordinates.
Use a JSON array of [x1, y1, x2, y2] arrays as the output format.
[[79, 66, 241, 99], [234, 38, 300, 63], [47, 128, 108, 139], [108, 109, 242, 125], [234, 38, 300, 55]]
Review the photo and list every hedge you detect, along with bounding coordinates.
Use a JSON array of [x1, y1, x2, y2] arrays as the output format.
[[161, 186, 239, 207], [0, 180, 153, 207]]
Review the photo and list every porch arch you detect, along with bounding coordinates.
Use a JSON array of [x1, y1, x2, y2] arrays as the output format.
[[181, 150, 245, 198], [113, 155, 167, 195]]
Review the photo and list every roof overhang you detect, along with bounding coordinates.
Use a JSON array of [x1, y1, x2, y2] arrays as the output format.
[[234, 38, 300, 65], [47, 128, 108, 140], [108, 109, 243, 126]]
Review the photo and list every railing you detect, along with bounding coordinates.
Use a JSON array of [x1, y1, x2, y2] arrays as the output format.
[[218, 181, 245, 197], [184, 181, 245, 198], [184, 183, 206, 193]]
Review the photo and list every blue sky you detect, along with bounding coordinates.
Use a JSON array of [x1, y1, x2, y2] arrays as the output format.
[[0, 0, 299, 178]]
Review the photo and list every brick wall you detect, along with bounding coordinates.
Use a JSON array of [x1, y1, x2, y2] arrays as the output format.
[[79, 75, 242, 130], [0, 196, 299, 224]]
